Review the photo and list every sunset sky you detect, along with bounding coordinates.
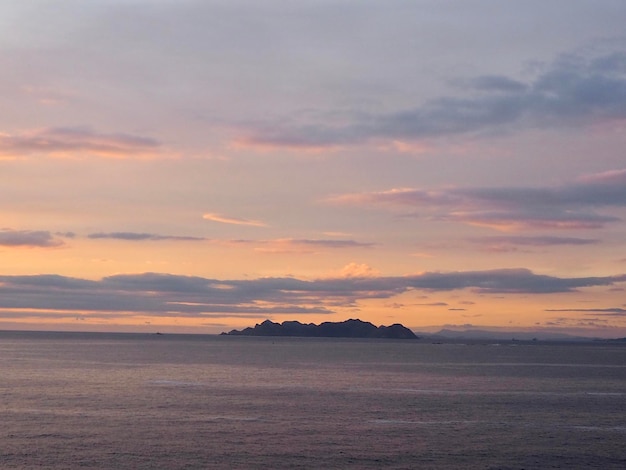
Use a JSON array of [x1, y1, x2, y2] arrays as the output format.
[[2, 1, 626, 336]]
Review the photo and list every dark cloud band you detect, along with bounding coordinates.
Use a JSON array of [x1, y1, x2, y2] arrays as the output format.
[[0, 269, 623, 320]]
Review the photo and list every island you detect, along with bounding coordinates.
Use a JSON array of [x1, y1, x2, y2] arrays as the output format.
[[221, 319, 418, 339]]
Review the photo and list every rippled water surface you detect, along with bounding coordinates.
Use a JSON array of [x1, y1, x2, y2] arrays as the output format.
[[1, 331, 625, 469]]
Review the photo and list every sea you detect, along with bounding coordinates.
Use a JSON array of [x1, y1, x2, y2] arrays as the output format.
[[1, 331, 625, 469]]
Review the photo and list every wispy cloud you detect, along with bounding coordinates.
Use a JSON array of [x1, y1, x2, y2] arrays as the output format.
[[0, 230, 66, 248], [546, 307, 626, 316], [84, 233, 372, 251], [484, 236, 600, 246], [330, 168, 626, 231], [239, 49, 626, 148], [278, 238, 374, 248], [202, 213, 267, 227], [471, 235, 599, 252], [20, 86, 77, 106], [88, 232, 207, 242], [251, 238, 374, 253], [0, 127, 161, 158]]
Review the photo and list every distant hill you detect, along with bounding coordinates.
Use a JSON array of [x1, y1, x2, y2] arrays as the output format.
[[222, 319, 418, 339], [427, 328, 591, 341]]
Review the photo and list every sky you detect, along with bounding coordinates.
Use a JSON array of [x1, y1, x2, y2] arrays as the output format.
[[2, 0, 626, 337]]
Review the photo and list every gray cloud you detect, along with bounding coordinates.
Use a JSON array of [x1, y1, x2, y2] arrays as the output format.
[[2, 274, 97, 289], [224, 238, 375, 254], [0, 230, 65, 247], [331, 168, 626, 230], [88, 232, 207, 242], [252, 238, 375, 253], [285, 239, 374, 248], [0, 273, 331, 317], [471, 236, 599, 247], [463, 169, 626, 208], [0, 268, 624, 320], [400, 269, 626, 294], [242, 49, 626, 147], [86, 233, 372, 248], [546, 307, 626, 316], [464, 75, 528, 93], [56, 231, 76, 238]]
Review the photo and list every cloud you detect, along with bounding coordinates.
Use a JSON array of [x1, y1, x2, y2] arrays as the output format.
[[1, 274, 97, 290], [251, 238, 375, 253], [334, 263, 381, 278], [85, 233, 372, 249], [88, 232, 207, 242], [238, 49, 626, 148], [464, 75, 528, 93], [545, 307, 626, 316], [399, 269, 626, 294], [283, 239, 374, 248], [0, 273, 332, 317], [0, 127, 161, 158], [330, 168, 626, 230], [202, 213, 267, 227], [448, 210, 617, 231], [20, 86, 77, 106], [0, 230, 65, 248], [0, 268, 624, 320], [471, 235, 599, 251]]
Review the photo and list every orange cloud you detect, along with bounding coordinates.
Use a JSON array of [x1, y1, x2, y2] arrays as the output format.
[[334, 263, 381, 279], [202, 213, 267, 227]]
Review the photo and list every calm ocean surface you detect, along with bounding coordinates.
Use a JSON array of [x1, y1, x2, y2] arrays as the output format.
[[1, 331, 625, 469]]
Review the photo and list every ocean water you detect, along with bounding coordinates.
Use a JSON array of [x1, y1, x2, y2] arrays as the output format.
[[1, 332, 625, 469]]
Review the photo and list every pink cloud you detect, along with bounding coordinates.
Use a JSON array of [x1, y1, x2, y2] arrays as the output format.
[[329, 168, 626, 231], [576, 168, 626, 185], [0, 127, 161, 159]]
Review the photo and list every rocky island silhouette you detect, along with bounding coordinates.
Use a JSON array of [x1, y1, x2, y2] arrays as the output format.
[[222, 319, 418, 339]]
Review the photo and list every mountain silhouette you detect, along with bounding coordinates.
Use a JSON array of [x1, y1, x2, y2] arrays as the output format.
[[222, 319, 418, 339]]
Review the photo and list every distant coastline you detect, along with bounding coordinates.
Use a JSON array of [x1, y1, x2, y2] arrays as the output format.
[[221, 319, 418, 339]]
